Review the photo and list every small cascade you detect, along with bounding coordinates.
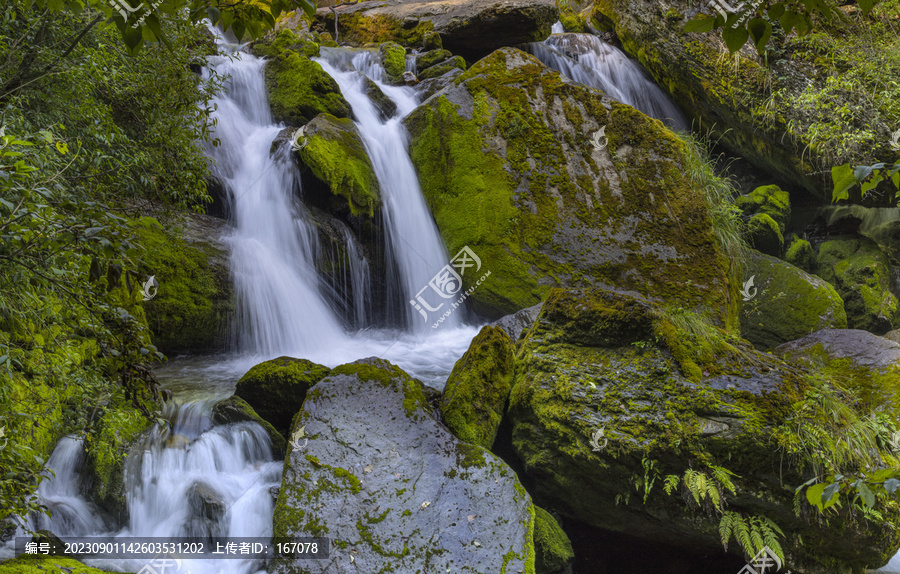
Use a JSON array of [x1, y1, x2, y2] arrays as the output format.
[[525, 33, 688, 130], [316, 49, 464, 332], [316, 221, 372, 329]]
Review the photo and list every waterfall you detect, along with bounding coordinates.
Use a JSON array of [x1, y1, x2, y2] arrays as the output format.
[[315, 50, 463, 332], [525, 33, 688, 131]]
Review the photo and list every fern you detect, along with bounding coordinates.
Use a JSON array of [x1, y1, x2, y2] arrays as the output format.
[[719, 512, 785, 562], [663, 474, 680, 495]]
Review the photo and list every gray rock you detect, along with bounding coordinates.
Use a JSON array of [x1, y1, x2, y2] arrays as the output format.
[[270, 357, 535, 574], [775, 329, 900, 372], [886, 329, 900, 345], [491, 302, 543, 341]]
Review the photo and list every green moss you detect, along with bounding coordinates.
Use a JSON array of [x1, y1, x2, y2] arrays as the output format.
[[736, 185, 791, 234], [129, 216, 231, 353], [558, 7, 586, 32], [210, 395, 287, 454], [253, 28, 320, 58], [415, 49, 451, 71], [785, 236, 815, 272], [417, 56, 466, 81], [297, 114, 381, 217], [320, 13, 434, 47], [356, 518, 410, 558], [745, 213, 784, 257], [533, 506, 574, 574], [235, 356, 330, 436], [816, 237, 899, 332], [85, 402, 151, 513], [0, 555, 126, 574], [378, 42, 406, 84], [264, 52, 351, 127], [422, 31, 442, 50], [439, 326, 515, 448], [330, 360, 430, 419]]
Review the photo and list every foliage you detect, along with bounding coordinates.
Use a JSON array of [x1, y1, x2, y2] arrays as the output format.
[[684, 0, 879, 54], [832, 162, 900, 205], [718, 511, 786, 560]]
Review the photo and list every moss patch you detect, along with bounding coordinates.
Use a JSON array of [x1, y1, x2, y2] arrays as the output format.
[[211, 395, 287, 454], [0, 555, 126, 574], [264, 51, 351, 127], [745, 213, 783, 257], [533, 506, 574, 574]]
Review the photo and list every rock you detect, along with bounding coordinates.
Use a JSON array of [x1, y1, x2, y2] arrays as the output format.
[[422, 30, 442, 50], [508, 287, 900, 574], [186, 481, 226, 524], [313, 0, 557, 61], [360, 73, 398, 121], [740, 249, 846, 350], [130, 215, 232, 354], [378, 41, 407, 84], [745, 213, 783, 257], [775, 329, 900, 373], [401, 71, 419, 85], [404, 48, 735, 323], [439, 326, 516, 449], [253, 28, 320, 58], [415, 48, 451, 70], [533, 507, 574, 574], [784, 235, 815, 273], [590, 1, 897, 196], [270, 357, 535, 574], [234, 356, 331, 437], [264, 49, 351, 127], [815, 237, 899, 333], [736, 184, 791, 234], [417, 55, 467, 80], [31, 530, 70, 556], [491, 302, 543, 341], [886, 329, 900, 345], [290, 115, 381, 218], [210, 395, 287, 455], [416, 67, 464, 99]]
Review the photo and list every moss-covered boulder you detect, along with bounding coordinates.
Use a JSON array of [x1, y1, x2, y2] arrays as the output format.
[[129, 215, 232, 354], [815, 237, 899, 333], [264, 50, 351, 127], [736, 185, 791, 234], [405, 48, 735, 324], [533, 506, 574, 574], [292, 114, 382, 217], [252, 28, 320, 59], [591, 1, 900, 197], [740, 250, 846, 350], [211, 395, 287, 456], [439, 325, 515, 449], [0, 554, 124, 574], [270, 357, 536, 574], [417, 55, 467, 80], [84, 402, 153, 517], [784, 235, 815, 273], [360, 74, 397, 121], [415, 48, 451, 70], [508, 287, 900, 574], [745, 213, 784, 257], [378, 41, 406, 84], [234, 356, 331, 437], [313, 0, 557, 61]]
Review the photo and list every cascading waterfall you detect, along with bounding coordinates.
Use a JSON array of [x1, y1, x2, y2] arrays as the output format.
[[315, 50, 463, 332], [526, 32, 688, 131]]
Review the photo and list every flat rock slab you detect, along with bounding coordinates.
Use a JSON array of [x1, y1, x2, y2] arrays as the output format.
[[269, 357, 534, 574], [775, 328, 900, 371]]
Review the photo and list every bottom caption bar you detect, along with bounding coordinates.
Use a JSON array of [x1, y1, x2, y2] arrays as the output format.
[[14, 537, 330, 560]]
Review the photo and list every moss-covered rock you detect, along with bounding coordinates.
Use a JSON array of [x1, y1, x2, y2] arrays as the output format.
[[378, 41, 407, 84], [745, 213, 784, 257], [422, 30, 442, 51], [129, 215, 232, 354], [0, 554, 125, 574], [360, 74, 397, 122], [211, 395, 287, 456], [293, 114, 382, 218], [815, 237, 899, 333], [508, 287, 900, 574], [271, 357, 535, 574], [417, 55, 467, 80], [736, 184, 791, 234], [264, 50, 351, 127], [234, 356, 331, 437], [784, 235, 815, 273], [439, 325, 515, 449], [404, 48, 736, 325], [253, 28, 320, 59], [533, 506, 574, 574], [740, 249, 846, 350], [415, 48, 451, 71]]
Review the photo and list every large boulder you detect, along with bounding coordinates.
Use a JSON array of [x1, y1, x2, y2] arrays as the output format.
[[736, 184, 791, 234], [313, 0, 557, 61], [270, 358, 536, 574], [211, 395, 287, 456], [439, 325, 516, 449], [591, 1, 900, 197], [491, 302, 543, 342], [264, 49, 351, 127], [292, 114, 382, 218], [404, 48, 735, 323], [508, 287, 900, 573], [815, 237, 899, 333], [740, 249, 846, 350], [234, 356, 331, 437]]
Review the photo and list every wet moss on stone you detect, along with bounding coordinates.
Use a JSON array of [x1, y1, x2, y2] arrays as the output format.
[[532, 506, 574, 574], [264, 51, 351, 127]]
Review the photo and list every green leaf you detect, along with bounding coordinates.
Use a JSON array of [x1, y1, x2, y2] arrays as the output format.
[[822, 482, 840, 505], [860, 173, 884, 197], [806, 483, 826, 509], [858, 0, 877, 12], [206, 6, 220, 23], [767, 3, 785, 20], [684, 15, 717, 34], [722, 25, 750, 53], [832, 164, 856, 202], [298, 0, 316, 19], [858, 482, 875, 508], [748, 18, 772, 53]]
